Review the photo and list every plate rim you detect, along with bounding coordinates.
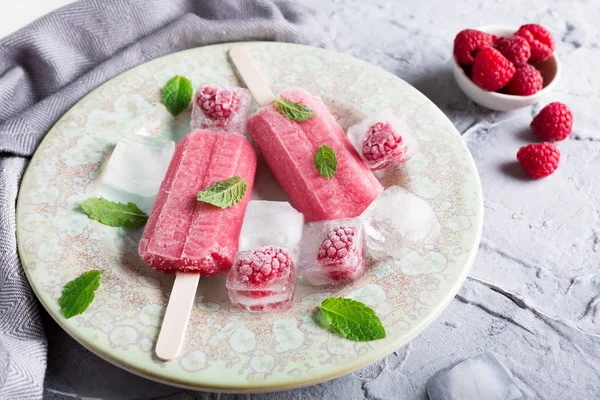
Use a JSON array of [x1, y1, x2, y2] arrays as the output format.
[[16, 40, 484, 392]]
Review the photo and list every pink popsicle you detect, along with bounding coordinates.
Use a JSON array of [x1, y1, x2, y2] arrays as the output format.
[[139, 130, 257, 275], [246, 87, 383, 222]]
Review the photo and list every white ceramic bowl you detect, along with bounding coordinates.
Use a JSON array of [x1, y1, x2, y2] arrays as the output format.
[[452, 24, 560, 111]]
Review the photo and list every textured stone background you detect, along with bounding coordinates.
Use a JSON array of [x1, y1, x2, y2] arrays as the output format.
[[43, 0, 600, 398]]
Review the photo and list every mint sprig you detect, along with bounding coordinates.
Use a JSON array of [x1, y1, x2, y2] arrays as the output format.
[[162, 75, 193, 116], [80, 197, 148, 228], [60, 270, 105, 319], [274, 98, 316, 122], [197, 176, 248, 209], [317, 298, 386, 342], [314, 145, 337, 180]]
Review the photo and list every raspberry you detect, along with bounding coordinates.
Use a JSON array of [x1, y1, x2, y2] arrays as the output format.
[[517, 142, 560, 179], [235, 247, 292, 296], [453, 29, 497, 66], [318, 225, 355, 264], [496, 36, 531, 67], [505, 64, 543, 96], [318, 225, 357, 281], [530, 102, 573, 141], [197, 86, 240, 121], [516, 24, 554, 62], [361, 122, 409, 169], [472, 47, 516, 91]]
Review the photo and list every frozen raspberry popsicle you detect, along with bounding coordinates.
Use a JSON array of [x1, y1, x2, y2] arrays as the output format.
[[139, 130, 257, 274], [347, 109, 419, 176], [246, 87, 383, 222], [298, 218, 366, 286], [227, 246, 296, 312], [190, 86, 252, 134]]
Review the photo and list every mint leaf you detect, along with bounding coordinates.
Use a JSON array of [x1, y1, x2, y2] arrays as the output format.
[[80, 197, 148, 228], [197, 176, 248, 209], [162, 75, 193, 116], [60, 270, 105, 319], [318, 297, 386, 342], [274, 98, 316, 122], [314, 145, 337, 180]]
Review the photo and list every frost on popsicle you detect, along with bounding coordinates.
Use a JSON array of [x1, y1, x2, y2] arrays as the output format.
[[348, 109, 419, 176], [298, 218, 366, 286], [190, 85, 252, 133], [361, 186, 440, 259]]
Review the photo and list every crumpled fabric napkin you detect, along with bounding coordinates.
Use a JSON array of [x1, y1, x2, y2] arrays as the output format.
[[0, 1, 328, 397]]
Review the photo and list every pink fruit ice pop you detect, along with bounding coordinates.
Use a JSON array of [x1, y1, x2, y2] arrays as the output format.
[[139, 130, 257, 275], [246, 87, 383, 222]]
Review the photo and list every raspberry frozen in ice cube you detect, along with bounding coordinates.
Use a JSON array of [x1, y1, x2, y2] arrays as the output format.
[[190, 85, 252, 134], [299, 218, 366, 286], [347, 109, 419, 176], [226, 246, 296, 312]]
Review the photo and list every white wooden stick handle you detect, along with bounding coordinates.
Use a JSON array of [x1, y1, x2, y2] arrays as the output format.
[[155, 272, 200, 361], [229, 46, 276, 107]]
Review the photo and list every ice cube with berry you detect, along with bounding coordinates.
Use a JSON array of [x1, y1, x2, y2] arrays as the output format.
[[347, 109, 418, 176], [226, 246, 296, 312], [190, 85, 252, 134], [361, 186, 440, 259], [298, 218, 366, 286]]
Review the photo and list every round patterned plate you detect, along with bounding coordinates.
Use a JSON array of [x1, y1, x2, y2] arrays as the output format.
[[16, 42, 483, 392]]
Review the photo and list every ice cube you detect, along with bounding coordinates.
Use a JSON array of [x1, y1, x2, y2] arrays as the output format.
[[361, 186, 440, 258], [347, 109, 419, 177], [190, 86, 253, 134], [100, 134, 175, 214], [226, 246, 296, 312], [239, 201, 304, 252], [426, 352, 524, 400], [298, 218, 366, 286]]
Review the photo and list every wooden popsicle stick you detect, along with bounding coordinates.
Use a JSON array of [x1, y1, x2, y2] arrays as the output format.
[[229, 46, 276, 107], [155, 272, 200, 361]]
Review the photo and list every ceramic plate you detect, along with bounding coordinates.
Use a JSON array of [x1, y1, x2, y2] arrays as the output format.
[[16, 42, 483, 392]]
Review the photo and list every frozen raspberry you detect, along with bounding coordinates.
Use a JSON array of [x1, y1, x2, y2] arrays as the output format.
[[362, 122, 409, 169], [235, 246, 291, 290], [517, 142, 560, 179], [496, 36, 531, 67], [530, 102, 573, 141], [505, 64, 543, 96], [318, 226, 357, 281], [197, 86, 240, 121], [516, 24, 554, 62], [318, 226, 355, 264], [453, 29, 497, 66], [472, 47, 516, 91]]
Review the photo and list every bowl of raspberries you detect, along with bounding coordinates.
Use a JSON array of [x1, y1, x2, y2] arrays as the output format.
[[452, 24, 559, 111]]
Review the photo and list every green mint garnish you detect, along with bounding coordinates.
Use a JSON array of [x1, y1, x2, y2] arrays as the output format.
[[60, 270, 105, 319], [162, 75, 193, 116], [197, 176, 248, 209], [80, 197, 148, 228], [274, 98, 316, 122], [317, 298, 386, 342], [314, 144, 337, 180]]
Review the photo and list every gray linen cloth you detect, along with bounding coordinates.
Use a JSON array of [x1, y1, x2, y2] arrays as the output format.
[[0, 1, 328, 398]]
